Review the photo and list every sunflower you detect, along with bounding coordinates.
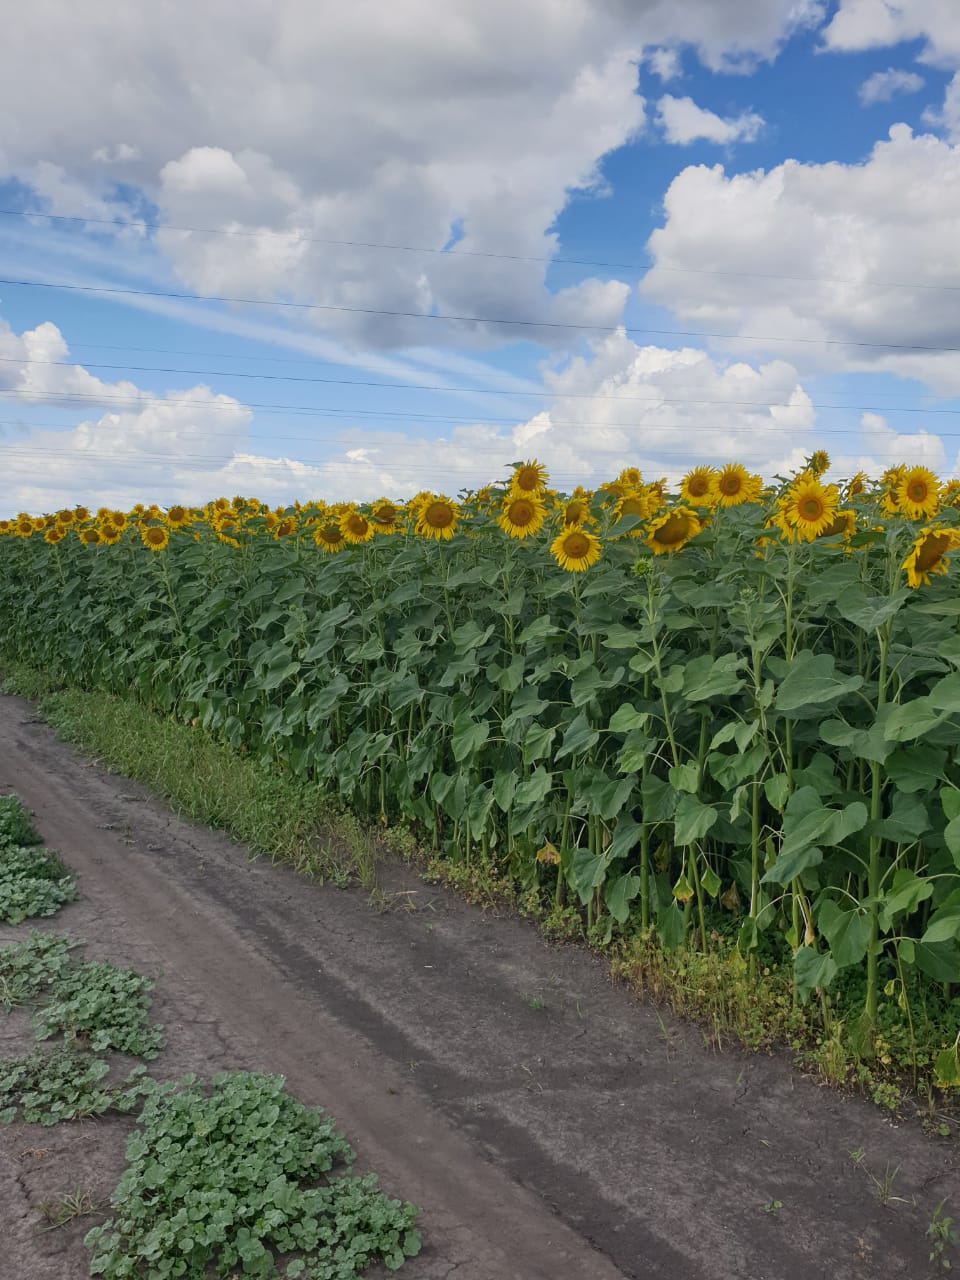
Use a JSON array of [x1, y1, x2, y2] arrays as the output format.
[[109, 510, 128, 530], [550, 526, 602, 572], [415, 495, 459, 540], [844, 471, 869, 500], [556, 493, 593, 527], [141, 525, 169, 552], [612, 488, 652, 536], [895, 466, 940, 521], [74, 506, 90, 523], [616, 466, 643, 488], [646, 507, 705, 555], [100, 523, 122, 546], [56, 508, 75, 525], [369, 499, 403, 534], [902, 526, 960, 588], [817, 508, 857, 541], [212, 497, 231, 513], [15, 515, 35, 537], [942, 480, 960, 509], [339, 509, 375, 545], [807, 450, 830, 477], [498, 494, 547, 539], [80, 527, 102, 546], [44, 526, 65, 545], [715, 463, 762, 507], [510, 459, 549, 498], [274, 516, 298, 539], [780, 477, 840, 541], [0, 520, 11, 535], [165, 504, 191, 528], [680, 466, 718, 508], [313, 522, 346, 553]]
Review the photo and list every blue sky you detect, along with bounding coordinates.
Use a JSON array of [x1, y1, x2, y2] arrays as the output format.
[[2, 0, 960, 512]]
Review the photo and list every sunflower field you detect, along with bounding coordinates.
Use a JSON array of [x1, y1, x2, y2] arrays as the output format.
[[2, 455, 960, 1080]]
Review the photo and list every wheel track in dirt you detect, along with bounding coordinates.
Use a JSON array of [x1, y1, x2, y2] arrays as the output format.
[[0, 692, 956, 1279]]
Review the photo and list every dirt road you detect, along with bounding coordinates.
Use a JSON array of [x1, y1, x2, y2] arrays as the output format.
[[0, 692, 956, 1278]]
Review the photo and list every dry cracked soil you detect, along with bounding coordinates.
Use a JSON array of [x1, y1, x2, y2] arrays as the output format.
[[0, 690, 957, 1280]]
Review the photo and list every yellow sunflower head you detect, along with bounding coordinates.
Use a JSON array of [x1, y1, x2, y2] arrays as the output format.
[[313, 522, 346, 553], [817, 508, 857, 541], [807, 450, 830, 477], [100, 524, 122, 545], [44, 526, 65, 545], [15, 514, 35, 537], [510, 459, 549, 498], [80, 527, 102, 546], [0, 520, 11, 536], [680, 466, 718, 508], [339, 509, 375, 545], [612, 489, 652, 536], [557, 494, 593, 527], [646, 506, 705, 555], [414, 495, 459, 541], [844, 471, 869, 500], [942, 479, 960, 509], [616, 466, 643, 488], [109, 510, 128, 530], [781, 476, 840, 541], [370, 499, 403, 533], [56, 508, 75, 525], [141, 525, 169, 552], [498, 494, 547, 540], [550, 526, 602, 572], [166, 504, 191, 528], [274, 516, 298, 539], [902, 526, 960, 588], [715, 463, 762, 507], [895, 466, 940, 521]]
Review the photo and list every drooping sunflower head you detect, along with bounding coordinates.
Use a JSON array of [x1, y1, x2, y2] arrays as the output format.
[[550, 526, 602, 572], [44, 526, 65, 545], [414, 495, 459, 541], [782, 476, 840, 542], [942, 479, 960, 509], [557, 493, 593, 527], [213, 497, 231, 513], [895, 466, 940, 521], [313, 522, 346, 553], [74, 506, 90, 523], [715, 463, 762, 507], [844, 471, 869, 500], [680, 466, 718, 508], [902, 526, 960, 588], [817, 508, 857, 541], [80, 527, 102, 546], [370, 498, 403, 533], [646, 506, 705, 555], [510, 459, 549, 498], [498, 494, 547, 540], [141, 525, 169, 552], [339, 509, 374, 545], [616, 466, 643, 488], [807, 450, 830, 477], [274, 516, 298, 539]]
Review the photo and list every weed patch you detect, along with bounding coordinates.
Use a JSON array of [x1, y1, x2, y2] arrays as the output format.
[[85, 1071, 421, 1280], [0, 1048, 151, 1125]]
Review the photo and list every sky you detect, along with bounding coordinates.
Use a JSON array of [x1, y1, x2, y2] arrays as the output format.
[[3, 0, 960, 512]]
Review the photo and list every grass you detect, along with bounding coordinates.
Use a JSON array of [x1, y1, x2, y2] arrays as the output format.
[[2, 664, 382, 891]]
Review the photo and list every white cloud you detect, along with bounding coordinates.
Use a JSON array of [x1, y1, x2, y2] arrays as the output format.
[[0, 0, 823, 350], [646, 47, 683, 80], [823, 0, 960, 67], [656, 95, 765, 144], [858, 67, 925, 104], [641, 124, 960, 390], [923, 70, 960, 140]]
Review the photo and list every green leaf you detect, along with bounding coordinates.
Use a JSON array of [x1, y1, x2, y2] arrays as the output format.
[[556, 712, 600, 760], [774, 651, 863, 712], [655, 902, 685, 951], [834, 587, 909, 633], [668, 761, 699, 794], [819, 710, 895, 764], [492, 770, 518, 812], [522, 722, 556, 764], [763, 789, 867, 885], [710, 720, 757, 752], [879, 871, 933, 931], [763, 774, 790, 811], [922, 906, 960, 945], [451, 715, 490, 763], [817, 900, 870, 969], [885, 744, 947, 793], [673, 794, 718, 846], [450, 620, 494, 652], [793, 946, 837, 1003], [608, 703, 649, 733], [926, 671, 960, 714], [700, 866, 721, 898], [568, 847, 607, 904], [514, 767, 553, 808], [914, 939, 960, 982], [516, 616, 560, 647], [681, 653, 744, 702], [604, 872, 641, 924], [883, 698, 947, 743]]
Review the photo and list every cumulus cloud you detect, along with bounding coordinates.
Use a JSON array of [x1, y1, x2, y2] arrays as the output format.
[[923, 70, 960, 140], [656, 95, 765, 144], [858, 67, 925, 104], [640, 123, 960, 391], [0, 0, 823, 350], [646, 47, 683, 80], [823, 0, 960, 67]]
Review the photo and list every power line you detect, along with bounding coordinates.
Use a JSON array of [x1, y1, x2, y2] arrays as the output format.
[[3, 206, 960, 293], [4, 274, 960, 354], [3, 363, 960, 417]]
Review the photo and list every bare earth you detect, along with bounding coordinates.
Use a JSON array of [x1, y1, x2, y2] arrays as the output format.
[[0, 691, 957, 1280]]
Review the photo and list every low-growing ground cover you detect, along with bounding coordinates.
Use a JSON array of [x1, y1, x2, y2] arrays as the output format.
[[0, 794, 77, 924]]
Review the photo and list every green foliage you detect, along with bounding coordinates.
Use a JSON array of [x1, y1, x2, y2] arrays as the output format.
[[0, 931, 76, 1009], [0, 843, 77, 924], [0, 793, 42, 846], [85, 1071, 421, 1280], [32, 960, 164, 1059], [0, 1047, 152, 1125]]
